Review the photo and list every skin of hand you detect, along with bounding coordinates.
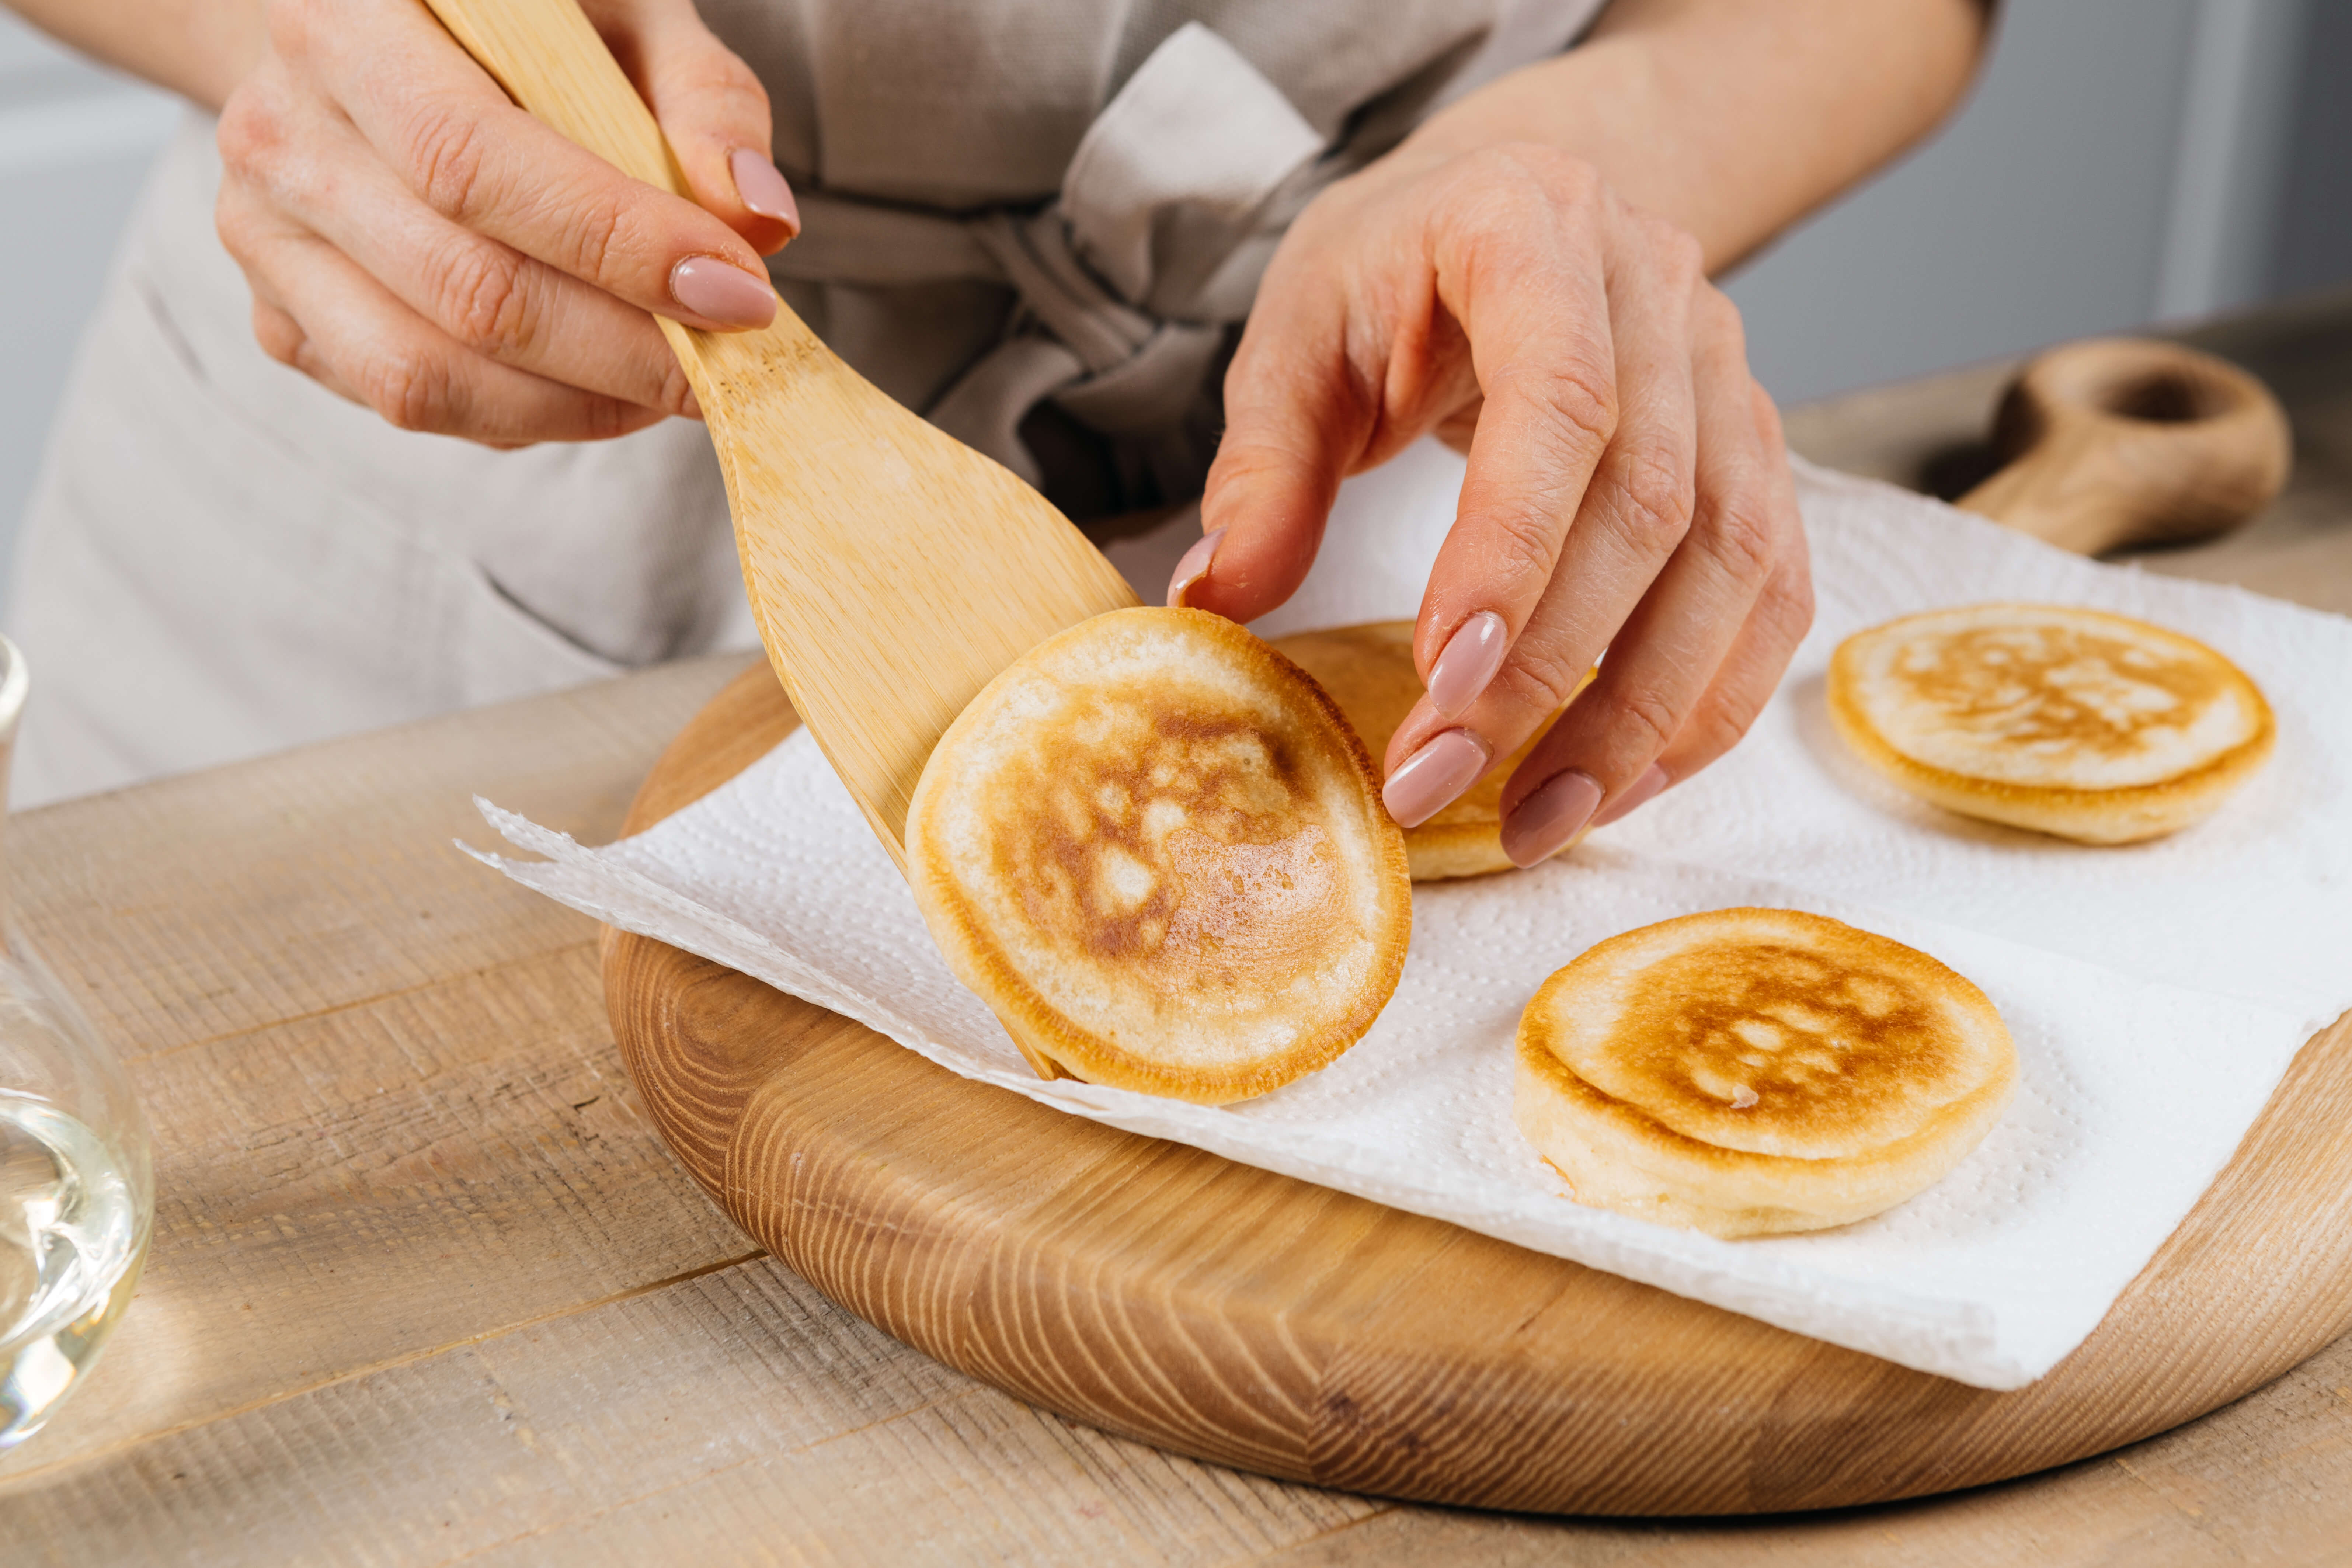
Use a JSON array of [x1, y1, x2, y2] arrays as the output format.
[[184, 0, 801, 446], [1175, 0, 1990, 861]]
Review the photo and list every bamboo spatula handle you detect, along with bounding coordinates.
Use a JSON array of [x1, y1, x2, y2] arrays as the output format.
[[1955, 338, 2292, 556]]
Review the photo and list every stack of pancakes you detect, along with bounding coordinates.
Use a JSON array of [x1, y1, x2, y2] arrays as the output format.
[[1273, 620, 1587, 880]]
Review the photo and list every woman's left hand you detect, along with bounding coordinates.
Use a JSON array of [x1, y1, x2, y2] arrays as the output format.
[[1174, 141, 1813, 866]]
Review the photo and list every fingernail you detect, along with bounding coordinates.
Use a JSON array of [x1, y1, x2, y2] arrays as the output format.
[[680, 386, 703, 421], [1167, 527, 1226, 608], [730, 148, 801, 238], [1590, 763, 1670, 829], [670, 255, 775, 329], [1500, 769, 1605, 867], [1383, 728, 1492, 829], [1427, 610, 1509, 718]]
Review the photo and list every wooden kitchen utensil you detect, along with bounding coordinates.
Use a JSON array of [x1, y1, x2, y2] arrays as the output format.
[[601, 337, 2345, 1514], [421, 0, 1138, 871], [1956, 337, 2291, 554]]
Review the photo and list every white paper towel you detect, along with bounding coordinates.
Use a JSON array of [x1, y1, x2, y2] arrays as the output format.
[[469, 448, 2352, 1390]]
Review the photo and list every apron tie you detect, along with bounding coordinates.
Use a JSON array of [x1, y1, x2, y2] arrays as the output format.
[[772, 22, 1330, 503]]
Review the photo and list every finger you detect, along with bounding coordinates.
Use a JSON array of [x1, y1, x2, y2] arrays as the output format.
[[238, 202, 666, 444], [1381, 203, 1699, 820], [1643, 549, 1812, 795], [1179, 258, 1370, 619], [219, 164, 362, 403], [248, 298, 361, 407], [1643, 394, 1814, 787], [610, 0, 800, 253], [1495, 294, 1792, 865], [233, 86, 695, 416], [223, 181, 342, 404], [1406, 161, 1632, 718], [277, 0, 775, 329]]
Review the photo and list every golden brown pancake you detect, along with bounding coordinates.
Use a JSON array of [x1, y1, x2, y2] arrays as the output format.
[[1272, 621, 1589, 880], [906, 607, 1412, 1104], [1514, 908, 2015, 1237], [1829, 603, 2273, 844]]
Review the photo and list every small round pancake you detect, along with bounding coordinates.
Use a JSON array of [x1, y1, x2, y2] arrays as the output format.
[[1271, 621, 1587, 881], [1514, 908, 2015, 1238], [907, 607, 1412, 1105], [1828, 603, 2273, 844]]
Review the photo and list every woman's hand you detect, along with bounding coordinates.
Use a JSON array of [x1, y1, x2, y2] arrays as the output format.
[[1176, 142, 1813, 865], [214, 0, 799, 446]]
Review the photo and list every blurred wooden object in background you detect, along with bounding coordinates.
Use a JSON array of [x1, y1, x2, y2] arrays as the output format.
[[1957, 337, 2291, 554]]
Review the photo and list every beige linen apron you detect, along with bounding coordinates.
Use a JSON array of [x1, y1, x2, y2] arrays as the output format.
[[6, 0, 1603, 806]]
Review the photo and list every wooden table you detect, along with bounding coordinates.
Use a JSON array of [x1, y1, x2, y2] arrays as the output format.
[[6, 289, 2352, 1565]]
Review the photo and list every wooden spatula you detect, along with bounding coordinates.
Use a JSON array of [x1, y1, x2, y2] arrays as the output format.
[[422, 0, 1140, 872]]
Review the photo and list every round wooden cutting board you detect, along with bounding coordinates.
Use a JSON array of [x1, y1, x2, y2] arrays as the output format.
[[605, 660, 2352, 1517]]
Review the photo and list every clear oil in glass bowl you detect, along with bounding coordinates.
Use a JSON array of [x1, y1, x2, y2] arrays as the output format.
[[0, 1091, 145, 1449]]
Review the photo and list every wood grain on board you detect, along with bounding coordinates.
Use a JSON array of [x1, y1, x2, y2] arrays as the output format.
[[4, 292, 2352, 1562]]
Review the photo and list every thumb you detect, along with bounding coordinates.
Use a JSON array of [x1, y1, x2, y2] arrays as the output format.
[[617, 1, 799, 254]]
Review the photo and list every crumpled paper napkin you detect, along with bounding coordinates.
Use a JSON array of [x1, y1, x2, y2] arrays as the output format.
[[469, 446, 2352, 1390]]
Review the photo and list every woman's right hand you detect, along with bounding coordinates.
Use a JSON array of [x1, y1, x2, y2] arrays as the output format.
[[214, 0, 798, 446]]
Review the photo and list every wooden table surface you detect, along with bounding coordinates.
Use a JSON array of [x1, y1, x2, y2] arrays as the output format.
[[5, 289, 2352, 1565]]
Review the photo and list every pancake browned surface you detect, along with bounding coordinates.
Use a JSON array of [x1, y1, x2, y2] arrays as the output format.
[[1514, 908, 2015, 1238], [907, 607, 1412, 1105], [1273, 620, 1584, 880], [1829, 602, 2273, 844]]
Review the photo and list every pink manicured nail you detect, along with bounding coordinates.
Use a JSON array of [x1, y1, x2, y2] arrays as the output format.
[[1500, 769, 1604, 867], [1427, 610, 1508, 718], [1167, 527, 1226, 608], [730, 148, 801, 237], [670, 255, 775, 329], [1383, 728, 1492, 829], [1590, 763, 1670, 828]]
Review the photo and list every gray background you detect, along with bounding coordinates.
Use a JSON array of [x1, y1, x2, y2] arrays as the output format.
[[1, 0, 2347, 620]]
